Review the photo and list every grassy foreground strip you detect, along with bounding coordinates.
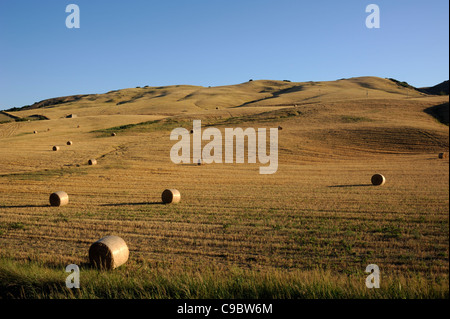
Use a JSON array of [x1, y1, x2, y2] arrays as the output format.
[[0, 258, 447, 299]]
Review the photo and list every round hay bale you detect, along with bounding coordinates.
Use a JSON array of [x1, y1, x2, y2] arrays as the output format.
[[278, 126, 283, 130], [89, 235, 129, 270], [33, 130, 38, 134], [88, 159, 97, 165], [438, 152, 448, 159], [111, 132, 116, 137], [161, 189, 181, 204], [49, 191, 69, 207], [67, 141, 73, 146], [52, 146, 60, 151], [77, 125, 80, 128], [371, 174, 385, 186]]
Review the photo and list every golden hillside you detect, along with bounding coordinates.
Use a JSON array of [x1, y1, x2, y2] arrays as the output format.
[[6, 76, 427, 118]]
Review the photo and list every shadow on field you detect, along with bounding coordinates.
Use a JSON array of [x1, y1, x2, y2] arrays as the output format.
[[100, 201, 164, 207], [0, 204, 49, 208], [328, 184, 373, 188]]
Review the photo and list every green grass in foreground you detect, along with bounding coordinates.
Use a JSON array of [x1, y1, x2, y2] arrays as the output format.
[[0, 258, 447, 299]]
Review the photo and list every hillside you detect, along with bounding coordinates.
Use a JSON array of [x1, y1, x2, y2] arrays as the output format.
[[5, 76, 429, 120], [1, 76, 448, 154], [2, 75, 448, 163], [425, 102, 449, 125], [419, 80, 450, 95], [0, 111, 16, 123]]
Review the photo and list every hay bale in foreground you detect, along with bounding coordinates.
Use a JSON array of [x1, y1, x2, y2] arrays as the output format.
[[438, 152, 448, 159], [371, 174, 386, 186], [52, 146, 60, 151], [49, 191, 69, 207], [88, 159, 97, 165], [89, 235, 129, 269], [111, 132, 116, 137], [162, 189, 181, 204], [67, 141, 73, 146]]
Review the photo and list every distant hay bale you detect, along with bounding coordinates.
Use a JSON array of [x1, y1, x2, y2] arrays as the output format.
[[47, 128, 51, 132], [77, 125, 80, 128], [278, 126, 283, 130], [89, 235, 129, 270], [49, 191, 69, 207], [161, 189, 181, 204], [67, 141, 73, 146], [371, 174, 386, 186], [438, 152, 448, 159], [52, 146, 60, 151], [33, 130, 37, 134], [111, 132, 116, 136], [88, 159, 97, 165]]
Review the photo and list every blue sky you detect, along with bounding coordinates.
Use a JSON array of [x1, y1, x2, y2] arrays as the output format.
[[0, 0, 448, 110]]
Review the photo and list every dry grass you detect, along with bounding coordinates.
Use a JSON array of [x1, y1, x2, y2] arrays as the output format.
[[0, 77, 448, 298]]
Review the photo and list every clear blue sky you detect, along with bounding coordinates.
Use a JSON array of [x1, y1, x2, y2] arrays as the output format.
[[0, 0, 448, 110]]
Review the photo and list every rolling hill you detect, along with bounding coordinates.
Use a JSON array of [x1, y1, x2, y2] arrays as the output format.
[[1, 76, 448, 166], [419, 80, 450, 96], [4, 76, 433, 118]]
